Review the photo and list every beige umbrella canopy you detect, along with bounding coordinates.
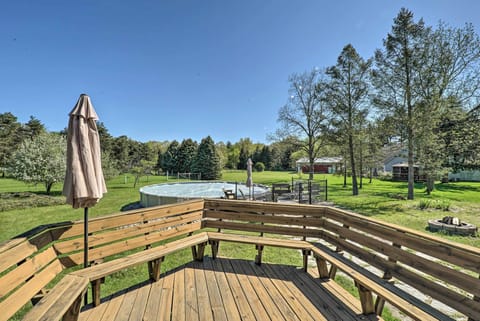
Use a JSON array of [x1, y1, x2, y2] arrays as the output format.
[[246, 158, 253, 199], [63, 94, 106, 289], [63, 94, 107, 208]]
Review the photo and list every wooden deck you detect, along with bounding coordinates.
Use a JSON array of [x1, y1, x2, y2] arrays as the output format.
[[78, 257, 382, 321]]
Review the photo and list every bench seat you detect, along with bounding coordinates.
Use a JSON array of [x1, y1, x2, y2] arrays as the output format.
[[22, 275, 88, 321], [310, 242, 455, 321]]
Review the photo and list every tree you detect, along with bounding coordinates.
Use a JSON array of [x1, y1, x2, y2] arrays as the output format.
[[0, 112, 22, 176], [415, 22, 480, 193], [373, 8, 428, 200], [192, 136, 222, 180], [277, 69, 329, 179], [131, 159, 156, 188], [177, 139, 198, 173], [325, 44, 371, 195], [20, 116, 46, 140], [9, 132, 66, 194], [163, 140, 180, 174]]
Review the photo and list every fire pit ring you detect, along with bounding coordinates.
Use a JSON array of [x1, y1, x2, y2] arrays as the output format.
[[428, 216, 477, 236]]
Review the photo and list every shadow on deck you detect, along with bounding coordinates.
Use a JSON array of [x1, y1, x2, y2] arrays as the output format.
[[79, 257, 381, 321]]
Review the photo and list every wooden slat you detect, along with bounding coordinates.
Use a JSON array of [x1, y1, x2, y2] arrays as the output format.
[[66, 222, 202, 265], [234, 258, 287, 320], [59, 200, 205, 239], [207, 232, 311, 250], [207, 258, 242, 321], [204, 220, 324, 239], [221, 258, 271, 321], [97, 290, 127, 321], [261, 263, 322, 321], [183, 265, 199, 321], [203, 258, 228, 321], [0, 240, 38, 273], [0, 246, 57, 297], [245, 261, 301, 320], [172, 267, 186, 321], [193, 261, 214, 320], [55, 211, 202, 254], [0, 237, 27, 253], [0, 259, 63, 321], [22, 274, 88, 321], [142, 279, 164, 321], [113, 285, 139, 321], [73, 233, 208, 281], [158, 269, 175, 320], [204, 209, 324, 227], [129, 283, 150, 321], [204, 199, 328, 217]]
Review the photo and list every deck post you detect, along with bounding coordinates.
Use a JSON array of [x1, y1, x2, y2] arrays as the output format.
[[148, 257, 164, 281], [314, 255, 329, 278], [356, 282, 375, 314], [62, 291, 86, 321], [192, 242, 207, 261], [255, 245, 264, 265], [210, 240, 219, 259], [302, 250, 311, 272], [91, 279, 102, 307]]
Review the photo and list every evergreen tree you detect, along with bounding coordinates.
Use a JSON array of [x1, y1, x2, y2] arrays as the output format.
[[177, 139, 198, 173], [238, 146, 249, 170], [192, 136, 222, 180], [163, 140, 180, 174], [373, 8, 428, 199], [0, 112, 22, 175]]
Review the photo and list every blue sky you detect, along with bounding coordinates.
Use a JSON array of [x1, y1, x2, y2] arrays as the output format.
[[2, 1, 480, 144]]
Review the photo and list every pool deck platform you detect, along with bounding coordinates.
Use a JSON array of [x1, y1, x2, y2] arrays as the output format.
[[78, 256, 381, 321]]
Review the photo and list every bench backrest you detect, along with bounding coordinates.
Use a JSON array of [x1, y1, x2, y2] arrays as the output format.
[[53, 199, 204, 267], [203, 199, 480, 320], [0, 238, 62, 321]]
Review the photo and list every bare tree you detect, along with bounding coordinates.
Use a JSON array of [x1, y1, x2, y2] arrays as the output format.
[[277, 69, 329, 179]]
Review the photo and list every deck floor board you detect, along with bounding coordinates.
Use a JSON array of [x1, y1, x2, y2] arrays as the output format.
[[78, 257, 383, 321]]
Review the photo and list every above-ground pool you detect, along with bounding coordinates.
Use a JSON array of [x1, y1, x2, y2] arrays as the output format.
[[140, 181, 269, 207]]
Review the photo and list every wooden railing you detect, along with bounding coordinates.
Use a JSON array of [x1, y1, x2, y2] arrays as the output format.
[[1, 199, 479, 321]]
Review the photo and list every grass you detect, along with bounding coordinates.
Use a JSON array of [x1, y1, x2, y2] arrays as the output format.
[[2, 171, 479, 321]]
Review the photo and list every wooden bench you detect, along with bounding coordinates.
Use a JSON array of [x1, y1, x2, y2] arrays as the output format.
[[72, 232, 209, 306], [310, 242, 450, 321], [271, 183, 292, 201], [207, 231, 312, 270]]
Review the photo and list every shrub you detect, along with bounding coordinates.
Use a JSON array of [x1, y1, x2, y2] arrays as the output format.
[[254, 162, 265, 172]]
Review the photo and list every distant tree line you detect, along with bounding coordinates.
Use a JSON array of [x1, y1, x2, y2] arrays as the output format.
[[0, 111, 301, 191]]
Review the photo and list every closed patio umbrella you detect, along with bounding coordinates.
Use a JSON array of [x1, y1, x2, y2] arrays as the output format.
[[63, 94, 107, 279], [246, 158, 253, 200]]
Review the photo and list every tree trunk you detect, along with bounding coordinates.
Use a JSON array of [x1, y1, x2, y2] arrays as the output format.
[[349, 135, 358, 195], [426, 175, 435, 195], [343, 160, 347, 187], [45, 182, 53, 195]]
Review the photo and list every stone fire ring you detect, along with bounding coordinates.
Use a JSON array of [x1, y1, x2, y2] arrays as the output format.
[[428, 219, 478, 236]]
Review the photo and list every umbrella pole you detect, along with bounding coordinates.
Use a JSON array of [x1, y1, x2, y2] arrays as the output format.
[[84, 207, 89, 305]]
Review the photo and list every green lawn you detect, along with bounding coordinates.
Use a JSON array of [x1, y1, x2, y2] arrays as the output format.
[[1, 171, 479, 246]]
